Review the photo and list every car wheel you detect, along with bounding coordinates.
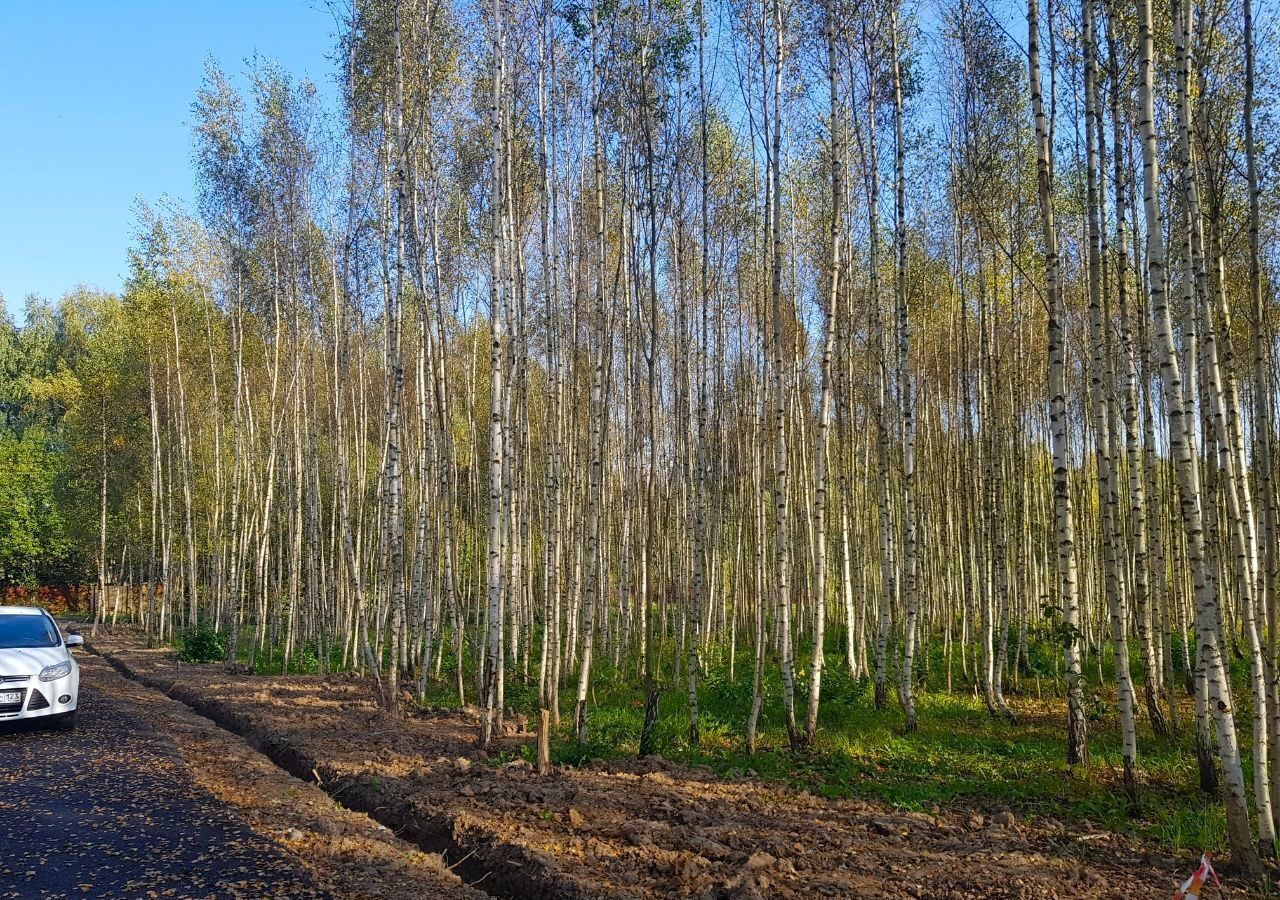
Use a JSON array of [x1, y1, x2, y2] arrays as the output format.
[[51, 711, 76, 732]]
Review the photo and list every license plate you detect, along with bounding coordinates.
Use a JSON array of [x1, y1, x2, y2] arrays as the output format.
[[0, 691, 21, 704]]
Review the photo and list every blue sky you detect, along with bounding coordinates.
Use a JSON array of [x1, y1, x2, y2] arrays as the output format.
[[0, 1, 341, 320]]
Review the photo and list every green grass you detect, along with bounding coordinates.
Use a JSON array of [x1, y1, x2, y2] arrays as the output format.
[[432, 639, 1235, 857]]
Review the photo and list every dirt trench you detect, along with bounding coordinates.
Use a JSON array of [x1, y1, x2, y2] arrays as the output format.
[[86, 640, 583, 900], [72, 652, 486, 900]]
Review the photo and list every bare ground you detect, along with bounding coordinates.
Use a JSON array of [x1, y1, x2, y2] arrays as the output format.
[[83, 630, 1236, 900], [76, 652, 486, 900], [1, 668, 326, 900]]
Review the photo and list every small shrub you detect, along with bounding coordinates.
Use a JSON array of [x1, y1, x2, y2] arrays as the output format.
[[293, 641, 320, 673], [1086, 690, 1111, 724], [176, 624, 227, 663]]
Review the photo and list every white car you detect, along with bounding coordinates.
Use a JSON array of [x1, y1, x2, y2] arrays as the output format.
[[0, 606, 81, 730]]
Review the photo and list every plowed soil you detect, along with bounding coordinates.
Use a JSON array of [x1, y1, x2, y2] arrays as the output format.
[[85, 630, 1235, 900]]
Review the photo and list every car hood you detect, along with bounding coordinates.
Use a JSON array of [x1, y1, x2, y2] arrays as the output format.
[[0, 645, 69, 676]]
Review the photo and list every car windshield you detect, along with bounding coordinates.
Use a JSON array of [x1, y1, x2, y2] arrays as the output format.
[[0, 615, 61, 649]]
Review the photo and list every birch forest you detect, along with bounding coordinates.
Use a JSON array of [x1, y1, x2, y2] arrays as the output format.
[[6, 0, 1280, 875]]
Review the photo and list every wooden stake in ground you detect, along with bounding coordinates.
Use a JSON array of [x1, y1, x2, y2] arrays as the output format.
[[537, 708, 552, 776]]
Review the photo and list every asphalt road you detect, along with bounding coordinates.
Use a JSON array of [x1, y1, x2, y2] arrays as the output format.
[[0, 665, 327, 900]]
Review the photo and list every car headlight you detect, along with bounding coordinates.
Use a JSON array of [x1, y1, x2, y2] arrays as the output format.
[[39, 661, 72, 682]]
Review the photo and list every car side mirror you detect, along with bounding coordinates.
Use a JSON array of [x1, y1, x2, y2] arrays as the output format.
[[65, 635, 84, 648]]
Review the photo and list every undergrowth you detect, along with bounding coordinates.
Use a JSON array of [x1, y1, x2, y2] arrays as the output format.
[[424, 637, 1232, 856], [162, 623, 1234, 856], [175, 623, 227, 663]]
